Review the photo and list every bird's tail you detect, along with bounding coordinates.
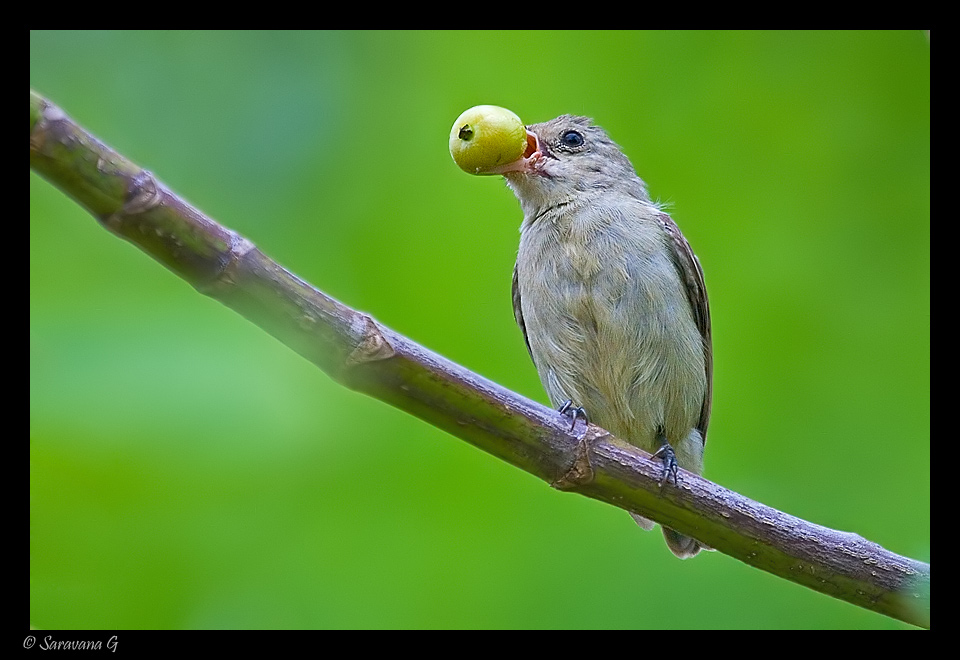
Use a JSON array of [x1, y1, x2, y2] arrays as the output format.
[[630, 512, 706, 559], [661, 527, 703, 559]]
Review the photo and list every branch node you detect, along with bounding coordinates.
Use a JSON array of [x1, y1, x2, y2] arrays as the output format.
[[346, 315, 396, 365], [551, 428, 601, 491], [30, 97, 66, 151], [123, 169, 163, 215]]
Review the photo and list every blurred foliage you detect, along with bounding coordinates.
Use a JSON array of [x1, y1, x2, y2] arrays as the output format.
[[30, 30, 929, 629]]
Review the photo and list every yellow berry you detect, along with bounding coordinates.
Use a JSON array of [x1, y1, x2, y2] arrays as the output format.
[[449, 105, 526, 175]]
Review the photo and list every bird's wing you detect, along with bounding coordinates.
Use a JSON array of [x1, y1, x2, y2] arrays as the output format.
[[512, 262, 534, 361], [657, 212, 713, 441]]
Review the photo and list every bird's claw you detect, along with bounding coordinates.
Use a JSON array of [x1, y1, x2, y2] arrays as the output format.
[[651, 443, 680, 487], [557, 399, 588, 432]]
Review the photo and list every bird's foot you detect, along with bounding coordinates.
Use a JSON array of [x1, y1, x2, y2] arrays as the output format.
[[557, 399, 588, 432], [651, 440, 680, 488]]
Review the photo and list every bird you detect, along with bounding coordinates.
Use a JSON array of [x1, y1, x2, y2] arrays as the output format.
[[490, 114, 712, 558]]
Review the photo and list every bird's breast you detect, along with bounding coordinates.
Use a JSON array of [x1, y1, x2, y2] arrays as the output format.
[[517, 207, 704, 447]]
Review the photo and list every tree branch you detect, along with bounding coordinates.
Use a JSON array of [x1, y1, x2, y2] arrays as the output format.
[[29, 90, 930, 628]]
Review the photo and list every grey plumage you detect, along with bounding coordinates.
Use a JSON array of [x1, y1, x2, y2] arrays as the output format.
[[500, 115, 712, 558]]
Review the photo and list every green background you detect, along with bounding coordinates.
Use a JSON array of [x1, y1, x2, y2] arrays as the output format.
[[30, 30, 929, 629]]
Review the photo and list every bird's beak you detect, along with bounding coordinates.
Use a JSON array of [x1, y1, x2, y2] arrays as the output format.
[[486, 129, 543, 175]]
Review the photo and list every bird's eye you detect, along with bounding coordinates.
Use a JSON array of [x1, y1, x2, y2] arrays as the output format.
[[560, 130, 584, 149]]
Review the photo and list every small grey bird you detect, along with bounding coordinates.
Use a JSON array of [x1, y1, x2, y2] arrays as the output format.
[[490, 115, 712, 558]]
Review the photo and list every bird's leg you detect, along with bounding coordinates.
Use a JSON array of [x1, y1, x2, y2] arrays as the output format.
[[557, 399, 588, 432], [650, 427, 680, 487]]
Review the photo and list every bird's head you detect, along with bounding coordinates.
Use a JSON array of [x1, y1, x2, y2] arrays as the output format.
[[490, 115, 650, 214]]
